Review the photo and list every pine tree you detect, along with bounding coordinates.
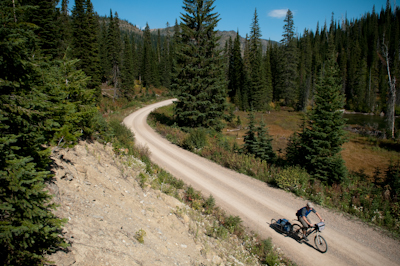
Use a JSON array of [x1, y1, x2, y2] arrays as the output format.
[[280, 9, 298, 107], [256, 118, 276, 162], [71, 0, 86, 66], [160, 22, 172, 89], [142, 23, 153, 89], [170, 19, 181, 94], [59, 0, 71, 55], [71, 0, 101, 91], [120, 34, 134, 98], [99, 19, 108, 81], [106, 10, 121, 96], [248, 9, 267, 110], [354, 57, 368, 111], [130, 35, 138, 81], [263, 44, 273, 107], [228, 31, 247, 110], [0, 3, 72, 263], [173, 0, 227, 130], [84, 0, 101, 91], [24, 0, 60, 58], [243, 111, 259, 155], [298, 29, 312, 111], [286, 33, 347, 184], [270, 42, 281, 102]]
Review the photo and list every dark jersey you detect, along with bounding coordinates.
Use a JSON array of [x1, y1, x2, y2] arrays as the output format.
[[296, 207, 316, 217]]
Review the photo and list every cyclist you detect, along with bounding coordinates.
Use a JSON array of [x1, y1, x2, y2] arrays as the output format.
[[296, 202, 324, 240]]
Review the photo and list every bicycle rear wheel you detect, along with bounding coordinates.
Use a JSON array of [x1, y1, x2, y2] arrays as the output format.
[[291, 224, 303, 240], [314, 235, 328, 253]]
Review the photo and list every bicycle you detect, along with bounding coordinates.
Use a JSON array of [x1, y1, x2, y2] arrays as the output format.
[[291, 221, 328, 253]]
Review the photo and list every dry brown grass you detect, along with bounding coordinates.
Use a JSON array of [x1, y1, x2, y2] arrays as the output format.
[[223, 109, 400, 178], [342, 133, 400, 177]]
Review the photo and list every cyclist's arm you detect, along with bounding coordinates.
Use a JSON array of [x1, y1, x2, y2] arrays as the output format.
[[300, 215, 313, 227], [315, 212, 324, 222], [305, 218, 313, 227]]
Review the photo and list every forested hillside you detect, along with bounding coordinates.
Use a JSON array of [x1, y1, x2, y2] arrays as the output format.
[[20, 0, 397, 123], [227, 3, 400, 119], [93, 1, 400, 136]]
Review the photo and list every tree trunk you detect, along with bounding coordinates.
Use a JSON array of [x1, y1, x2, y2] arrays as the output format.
[[382, 38, 396, 139]]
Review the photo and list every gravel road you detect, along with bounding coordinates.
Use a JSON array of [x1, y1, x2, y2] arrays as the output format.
[[123, 99, 400, 266]]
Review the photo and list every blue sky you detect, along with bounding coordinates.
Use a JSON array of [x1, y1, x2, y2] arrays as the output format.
[[82, 0, 392, 42]]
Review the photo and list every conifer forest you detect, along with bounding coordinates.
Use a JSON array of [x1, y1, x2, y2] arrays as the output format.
[[1, 0, 400, 264]]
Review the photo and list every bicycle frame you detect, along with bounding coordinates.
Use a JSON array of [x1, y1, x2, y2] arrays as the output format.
[[294, 221, 328, 253], [305, 226, 318, 237]]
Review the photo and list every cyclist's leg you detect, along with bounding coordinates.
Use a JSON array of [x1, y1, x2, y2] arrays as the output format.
[[297, 216, 308, 236]]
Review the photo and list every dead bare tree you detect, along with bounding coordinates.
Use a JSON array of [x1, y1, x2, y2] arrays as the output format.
[[382, 35, 397, 139]]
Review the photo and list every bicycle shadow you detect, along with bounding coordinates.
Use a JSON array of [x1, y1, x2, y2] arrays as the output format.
[[267, 221, 322, 253]]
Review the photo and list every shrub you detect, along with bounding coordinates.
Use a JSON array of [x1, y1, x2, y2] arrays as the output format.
[[224, 215, 243, 235], [273, 166, 310, 192], [182, 128, 208, 151], [249, 238, 280, 265], [91, 112, 112, 142], [186, 186, 201, 202], [135, 229, 146, 244], [204, 194, 216, 214], [109, 119, 135, 155], [207, 221, 229, 239], [139, 172, 148, 188]]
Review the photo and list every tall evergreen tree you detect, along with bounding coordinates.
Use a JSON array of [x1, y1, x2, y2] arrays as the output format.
[[160, 22, 172, 88], [120, 34, 134, 98], [59, 0, 71, 55], [71, 0, 101, 91], [270, 42, 282, 102], [256, 118, 276, 162], [130, 35, 138, 81], [248, 9, 267, 110], [71, 0, 86, 64], [228, 31, 247, 110], [243, 111, 259, 155], [286, 33, 347, 184], [0, 2, 101, 262], [173, 0, 227, 130], [170, 19, 181, 94], [280, 9, 298, 107], [24, 0, 60, 58], [298, 29, 312, 111], [141, 23, 153, 89], [84, 0, 101, 91], [263, 43, 273, 106], [99, 19, 108, 82], [106, 10, 121, 96]]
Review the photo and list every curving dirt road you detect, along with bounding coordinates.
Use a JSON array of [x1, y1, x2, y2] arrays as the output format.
[[123, 99, 400, 266]]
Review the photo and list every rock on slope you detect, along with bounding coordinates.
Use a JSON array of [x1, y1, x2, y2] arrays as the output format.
[[47, 141, 261, 266]]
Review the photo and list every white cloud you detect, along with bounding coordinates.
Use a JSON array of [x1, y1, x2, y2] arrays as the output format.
[[268, 9, 288, 18]]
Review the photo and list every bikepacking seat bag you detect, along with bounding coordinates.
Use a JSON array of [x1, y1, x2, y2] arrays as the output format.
[[277, 219, 291, 232]]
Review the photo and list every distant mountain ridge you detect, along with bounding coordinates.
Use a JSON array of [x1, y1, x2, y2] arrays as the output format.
[[152, 27, 279, 51], [113, 17, 279, 51]]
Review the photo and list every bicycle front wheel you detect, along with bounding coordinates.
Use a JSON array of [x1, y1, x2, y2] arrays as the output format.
[[291, 224, 303, 240], [314, 235, 328, 253]]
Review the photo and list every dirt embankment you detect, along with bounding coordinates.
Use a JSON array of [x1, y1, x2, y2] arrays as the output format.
[[47, 141, 262, 266]]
